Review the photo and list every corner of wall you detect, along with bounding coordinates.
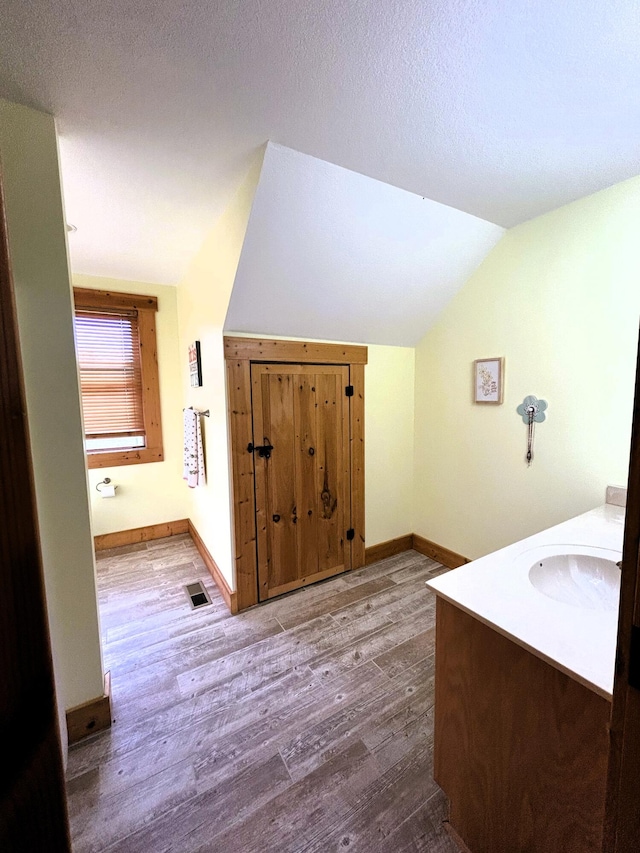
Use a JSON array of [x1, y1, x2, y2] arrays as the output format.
[[0, 98, 104, 716], [176, 153, 266, 589]]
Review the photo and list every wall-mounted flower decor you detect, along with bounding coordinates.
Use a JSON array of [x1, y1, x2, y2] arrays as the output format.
[[516, 395, 548, 423], [516, 395, 548, 465]]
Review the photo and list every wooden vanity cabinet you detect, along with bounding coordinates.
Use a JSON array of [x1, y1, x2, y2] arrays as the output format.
[[434, 597, 611, 853]]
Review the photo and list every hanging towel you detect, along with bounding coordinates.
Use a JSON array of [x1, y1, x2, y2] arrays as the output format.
[[183, 408, 206, 488]]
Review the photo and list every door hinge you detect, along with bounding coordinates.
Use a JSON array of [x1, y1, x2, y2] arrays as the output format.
[[345, 385, 354, 397], [629, 624, 640, 690], [346, 528, 355, 541]]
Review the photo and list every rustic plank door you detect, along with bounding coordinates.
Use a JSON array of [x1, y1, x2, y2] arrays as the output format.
[[251, 363, 352, 600]]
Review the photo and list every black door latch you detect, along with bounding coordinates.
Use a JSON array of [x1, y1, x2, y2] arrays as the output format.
[[247, 442, 274, 459]]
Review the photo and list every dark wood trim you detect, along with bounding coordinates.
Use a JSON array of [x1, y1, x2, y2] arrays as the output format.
[[412, 534, 470, 568], [603, 327, 640, 852], [365, 534, 414, 565], [224, 336, 367, 611], [73, 287, 157, 313], [224, 336, 368, 365], [0, 173, 71, 849], [65, 672, 112, 745], [94, 519, 190, 551], [188, 520, 238, 615]]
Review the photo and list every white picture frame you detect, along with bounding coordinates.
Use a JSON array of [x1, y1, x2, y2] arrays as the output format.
[[474, 357, 504, 404]]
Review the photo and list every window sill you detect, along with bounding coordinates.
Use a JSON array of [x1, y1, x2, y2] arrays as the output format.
[[86, 446, 164, 469]]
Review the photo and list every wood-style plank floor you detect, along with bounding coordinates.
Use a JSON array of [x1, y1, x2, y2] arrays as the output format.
[[66, 535, 459, 853]]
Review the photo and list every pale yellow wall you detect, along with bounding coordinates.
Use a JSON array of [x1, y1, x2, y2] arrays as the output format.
[[0, 100, 104, 719], [177, 156, 264, 587], [413, 175, 640, 560], [365, 345, 415, 545], [73, 274, 191, 535]]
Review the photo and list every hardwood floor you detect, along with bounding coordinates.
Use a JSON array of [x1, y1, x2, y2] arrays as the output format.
[[66, 535, 459, 852]]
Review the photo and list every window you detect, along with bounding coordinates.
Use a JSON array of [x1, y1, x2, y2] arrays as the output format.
[[73, 288, 163, 468]]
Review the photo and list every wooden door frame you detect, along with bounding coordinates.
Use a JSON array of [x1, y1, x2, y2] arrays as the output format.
[[224, 336, 367, 611], [603, 327, 640, 852], [0, 174, 71, 848]]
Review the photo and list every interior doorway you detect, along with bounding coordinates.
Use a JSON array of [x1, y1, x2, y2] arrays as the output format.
[[225, 337, 367, 611]]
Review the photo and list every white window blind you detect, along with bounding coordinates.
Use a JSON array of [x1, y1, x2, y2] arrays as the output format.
[[75, 310, 145, 442]]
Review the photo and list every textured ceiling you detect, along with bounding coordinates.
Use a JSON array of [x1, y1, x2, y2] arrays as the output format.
[[0, 1, 639, 284], [226, 144, 504, 346]]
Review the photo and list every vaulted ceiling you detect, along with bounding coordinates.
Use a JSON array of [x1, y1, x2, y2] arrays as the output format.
[[226, 143, 504, 345], [1, 1, 638, 288]]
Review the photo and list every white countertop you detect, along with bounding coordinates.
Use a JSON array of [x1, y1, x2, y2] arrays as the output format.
[[426, 504, 625, 700]]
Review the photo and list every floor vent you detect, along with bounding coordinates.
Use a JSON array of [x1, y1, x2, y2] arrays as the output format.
[[185, 581, 211, 609]]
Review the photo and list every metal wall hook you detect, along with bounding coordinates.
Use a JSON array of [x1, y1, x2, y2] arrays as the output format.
[[516, 396, 548, 466]]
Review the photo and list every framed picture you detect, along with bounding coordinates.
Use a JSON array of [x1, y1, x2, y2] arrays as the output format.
[[189, 341, 202, 387], [474, 357, 504, 404]]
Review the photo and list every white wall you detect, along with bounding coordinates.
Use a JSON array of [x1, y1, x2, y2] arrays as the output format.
[[0, 99, 104, 719], [73, 274, 192, 535]]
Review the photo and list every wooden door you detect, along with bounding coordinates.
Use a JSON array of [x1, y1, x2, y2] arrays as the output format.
[[603, 329, 640, 852], [251, 363, 352, 600]]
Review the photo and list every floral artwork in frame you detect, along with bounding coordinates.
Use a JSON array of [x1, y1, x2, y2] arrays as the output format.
[[474, 357, 504, 404], [189, 341, 203, 387]]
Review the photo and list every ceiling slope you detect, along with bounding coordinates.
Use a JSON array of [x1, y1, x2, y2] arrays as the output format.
[[225, 144, 504, 346]]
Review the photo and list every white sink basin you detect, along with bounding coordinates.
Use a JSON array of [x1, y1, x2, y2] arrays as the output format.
[[528, 552, 620, 611]]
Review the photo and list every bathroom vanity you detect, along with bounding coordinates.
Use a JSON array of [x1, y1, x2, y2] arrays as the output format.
[[426, 503, 624, 853]]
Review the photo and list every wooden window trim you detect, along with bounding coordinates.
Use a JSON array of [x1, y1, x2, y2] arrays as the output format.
[[224, 335, 366, 611], [73, 288, 163, 469], [73, 288, 157, 313]]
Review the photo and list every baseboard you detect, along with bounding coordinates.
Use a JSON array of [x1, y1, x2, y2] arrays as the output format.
[[412, 534, 470, 569], [66, 671, 112, 745], [365, 534, 414, 565], [94, 521, 465, 610], [188, 520, 238, 615], [94, 519, 189, 551], [365, 533, 469, 569]]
